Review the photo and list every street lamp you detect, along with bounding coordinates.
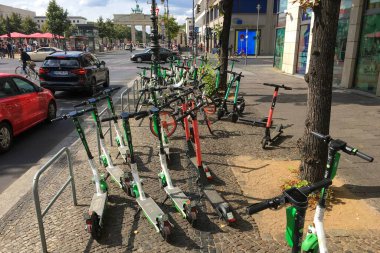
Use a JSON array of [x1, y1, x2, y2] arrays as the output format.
[[192, 0, 196, 57], [256, 3, 261, 58]]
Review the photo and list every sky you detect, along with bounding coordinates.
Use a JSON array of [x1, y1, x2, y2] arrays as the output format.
[[2, 0, 193, 24]]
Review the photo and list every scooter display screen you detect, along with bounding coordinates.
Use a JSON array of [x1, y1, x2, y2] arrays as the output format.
[[284, 188, 307, 204]]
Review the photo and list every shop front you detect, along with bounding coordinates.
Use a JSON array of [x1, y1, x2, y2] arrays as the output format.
[[354, 0, 380, 94], [273, 0, 287, 69]]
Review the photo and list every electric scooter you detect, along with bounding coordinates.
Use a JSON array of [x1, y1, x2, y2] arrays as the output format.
[[247, 178, 333, 253], [145, 106, 198, 226], [300, 132, 374, 253], [215, 70, 246, 122], [177, 101, 236, 224], [101, 111, 174, 240], [74, 95, 128, 190], [92, 87, 129, 163], [52, 108, 108, 241], [259, 83, 292, 149]]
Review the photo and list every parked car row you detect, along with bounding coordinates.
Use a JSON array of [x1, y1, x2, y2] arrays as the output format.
[[1, 50, 110, 153], [130, 47, 181, 63]]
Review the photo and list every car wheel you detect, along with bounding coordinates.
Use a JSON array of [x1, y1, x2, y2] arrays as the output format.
[[0, 122, 12, 153], [103, 74, 110, 88], [46, 102, 57, 123], [137, 57, 142, 63]]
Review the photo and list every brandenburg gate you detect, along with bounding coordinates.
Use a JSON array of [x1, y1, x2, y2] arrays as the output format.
[[113, 1, 151, 44]]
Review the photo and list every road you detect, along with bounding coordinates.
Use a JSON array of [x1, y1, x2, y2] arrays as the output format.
[[0, 49, 142, 193]]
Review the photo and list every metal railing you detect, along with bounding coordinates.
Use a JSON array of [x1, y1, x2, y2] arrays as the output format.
[[120, 78, 145, 113], [33, 147, 77, 253]]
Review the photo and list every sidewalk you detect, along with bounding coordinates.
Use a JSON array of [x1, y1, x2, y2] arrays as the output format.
[[0, 59, 379, 252]]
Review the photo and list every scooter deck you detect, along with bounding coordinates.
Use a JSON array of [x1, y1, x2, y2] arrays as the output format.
[[106, 166, 124, 188], [165, 186, 188, 216], [137, 197, 164, 232], [202, 186, 225, 205], [89, 192, 107, 221], [118, 146, 129, 160]]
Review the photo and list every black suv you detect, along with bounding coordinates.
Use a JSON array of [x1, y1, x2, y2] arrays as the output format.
[[39, 51, 109, 94]]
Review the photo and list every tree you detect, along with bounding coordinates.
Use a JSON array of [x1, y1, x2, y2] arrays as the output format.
[[104, 18, 115, 42], [296, 0, 341, 183], [0, 17, 6, 35], [21, 16, 38, 34], [218, 0, 233, 91], [46, 0, 70, 37], [96, 16, 106, 43], [114, 24, 129, 42], [162, 15, 180, 42], [8, 13, 23, 33]]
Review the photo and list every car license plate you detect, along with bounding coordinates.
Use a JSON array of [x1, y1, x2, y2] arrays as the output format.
[[54, 71, 68, 75]]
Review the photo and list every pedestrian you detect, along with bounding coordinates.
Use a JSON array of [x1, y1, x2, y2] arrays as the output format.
[[129, 43, 133, 52], [178, 44, 181, 54], [19, 48, 31, 75], [7, 42, 12, 58]]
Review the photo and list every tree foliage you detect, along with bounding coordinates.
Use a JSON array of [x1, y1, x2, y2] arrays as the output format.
[[8, 13, 23, 33], [46, 0, 71, 36], [21, 16, 38, 34], [162, 15, 180, 40]]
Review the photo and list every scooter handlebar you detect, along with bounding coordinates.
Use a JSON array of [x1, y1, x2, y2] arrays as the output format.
[[93, 86, 121, 97], [51, 107, 95, 122], [246, 198, 282, 215], [74, 94, 108, 107], [344, 145, 374, 162], [101, 115, 119, 122], [134, 111, 150, 120], [263, 83, 292, 90], [137, 66, 151, 70], [226, 70, 244, 77], [175, 101, 205, 122], [298, 178, 332, 195], [246, 178, 332, 215]]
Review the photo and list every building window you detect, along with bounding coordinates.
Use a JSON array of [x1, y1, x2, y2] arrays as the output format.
[[354, 1, 380, 94], [333, 0, 352, 86]]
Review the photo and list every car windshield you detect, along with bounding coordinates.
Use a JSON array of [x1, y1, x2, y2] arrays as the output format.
[[144, 48, 152, 53], [43, 58, 80, 68]]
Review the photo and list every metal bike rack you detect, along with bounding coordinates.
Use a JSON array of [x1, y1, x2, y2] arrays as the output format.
[[33, 147, 77, 253], [120, 86, 132, 113]]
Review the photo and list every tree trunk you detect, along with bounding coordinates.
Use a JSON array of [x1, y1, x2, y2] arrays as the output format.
[[219, 0, 233, 91], [299, 0, 341, 183]]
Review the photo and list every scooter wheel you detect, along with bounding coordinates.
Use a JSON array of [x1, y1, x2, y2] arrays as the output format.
[[184, 203, 197, 227], [261, 137, 269, 149], [87, 212, 101, 241], [237, 102, 245, 114], [231, 113, 238, 123], [157, 217, 172, 242], [217, 109, 224, 120]]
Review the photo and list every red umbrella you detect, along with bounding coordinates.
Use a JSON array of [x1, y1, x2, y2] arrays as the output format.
[[28, 32, 45, 38], [41, 33, 64, 39], [365, 31, 380, 38], [0, 32, 30, 38]]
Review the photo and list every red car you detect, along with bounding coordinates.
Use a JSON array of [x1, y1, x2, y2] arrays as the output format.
[[0, 73, 56, 153]]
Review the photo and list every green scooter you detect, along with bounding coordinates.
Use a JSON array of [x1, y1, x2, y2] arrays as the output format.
[[52, 108, 108, 241]]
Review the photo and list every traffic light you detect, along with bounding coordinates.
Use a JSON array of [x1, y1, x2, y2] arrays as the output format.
[[196, 4, 201, 13]]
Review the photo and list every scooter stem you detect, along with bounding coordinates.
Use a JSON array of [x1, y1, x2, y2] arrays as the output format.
[[314, 205, 328, 253], [100, 138, 114, 168], [159, 153, 174, 189], [130, 163, 146, 200], [88, 158, 102, 196]]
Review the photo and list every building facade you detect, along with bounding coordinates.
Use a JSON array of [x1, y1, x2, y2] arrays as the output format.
[[275, 0, 380, 96], [194, 0, 277, 55], [0, 4, 35, 19], [185, 17, 193, 45], [34, 16, 87, 30]]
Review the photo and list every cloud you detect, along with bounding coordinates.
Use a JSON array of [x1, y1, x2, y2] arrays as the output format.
[[79, 0, 109, 7]]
